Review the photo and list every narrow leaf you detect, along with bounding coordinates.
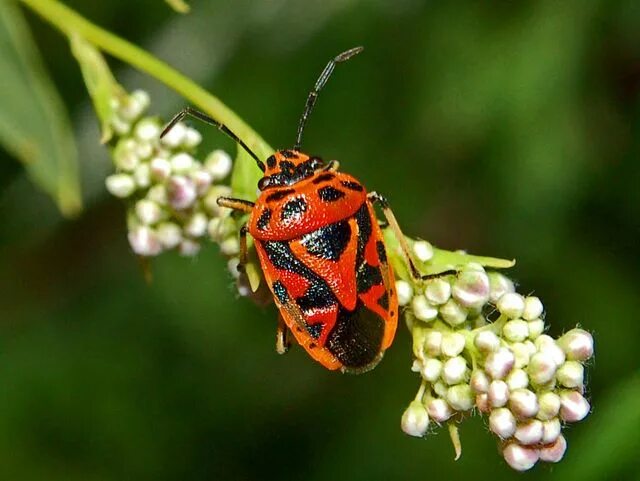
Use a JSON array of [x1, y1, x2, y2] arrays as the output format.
[[165, 0, 190, 14]]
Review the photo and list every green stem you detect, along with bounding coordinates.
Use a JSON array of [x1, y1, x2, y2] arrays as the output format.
[[18, 0, 273, 160]]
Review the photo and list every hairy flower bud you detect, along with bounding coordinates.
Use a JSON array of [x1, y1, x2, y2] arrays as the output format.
[[424, 278, 451, 305], [413, 240, 434, 262], [395, 280, 413, 306], [559, 391, 590, 422], [401, 400, 430, 437], [426, 398, 453, 423], [509, 389, 539, 419], [446, 384, 474, 411], [497, 293, 525, 319], [539, 435, 567, 463], [490, 408, 517, 439], [558, 329, 594, 361], [439, 299, 467, 326], [514, 419, 543, 445], [485, 347, 515, 380], [441, 332, 466, 357], [452, 269, 490, 308], [502, 442, 539, 471]]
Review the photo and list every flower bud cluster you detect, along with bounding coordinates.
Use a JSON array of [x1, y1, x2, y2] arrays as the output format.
[[104, 90, 240, 266], [398, 242, 594, 471]]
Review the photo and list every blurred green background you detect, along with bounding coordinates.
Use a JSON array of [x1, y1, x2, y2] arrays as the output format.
[[1, 0, 639, 480]]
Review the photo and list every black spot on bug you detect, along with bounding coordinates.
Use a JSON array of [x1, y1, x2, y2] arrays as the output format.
[[354, 203, 372, 269], [318, 186, 346, 202], [312, 173, 335, 184], [296, 281, 334, 313], [257, 209, 272, 230], [266, 189, 295, 202], [376, 240, 387, 263], [281, 149, 298, 158], [266, 155, 277, 169], [326, 302, 384, 369], [390, 310, 395, 317], [340, 180, 364, 192], [300, 220, 351, 261], [279, 160, 296, 174], [357, 263, 383, 293], [377, 291, 389, 310], [306, 323, 324, 340], [309, 342, 317, 349], [272, 281, 289, 304], [280, 197, 307, 222]]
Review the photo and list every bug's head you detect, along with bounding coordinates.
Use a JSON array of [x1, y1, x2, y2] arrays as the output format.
[[257, 150, 326, 190]]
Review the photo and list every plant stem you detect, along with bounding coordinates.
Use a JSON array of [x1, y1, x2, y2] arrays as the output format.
[[18, 0, 273, 160]]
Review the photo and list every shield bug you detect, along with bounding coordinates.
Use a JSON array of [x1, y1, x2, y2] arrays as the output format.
[[162, 47, 438, 373]]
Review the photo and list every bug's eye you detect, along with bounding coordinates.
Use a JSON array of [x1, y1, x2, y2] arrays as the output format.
[[309, 157, 324, 170], [258, 176, 271, 190]]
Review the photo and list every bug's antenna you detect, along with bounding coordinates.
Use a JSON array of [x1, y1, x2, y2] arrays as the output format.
[[294, 46, 364, 151], [161, 107, 265, 172]]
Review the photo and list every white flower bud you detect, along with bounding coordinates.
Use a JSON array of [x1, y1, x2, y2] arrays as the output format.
[[439, 299, 467, 326], [128, 226, 162, 256], [119, 92, 148, 121], [474, 330, 500, 353], [412, 240, 433, 262], [220, 236, 240, 256], [178, 239, 200, 257], [502, 442, 539, 471], [134, 118, 161, 142], [412, 295, 438, 321], [556, 361, 584, 389], [130, 90, 150, 112], [541, 418, 561, 444], [203, 185, 232, 216], [423, 330, 443, 357], [442, 357, 468, 385], [185, 212, 208, 238], [171, 152, 195, 174], [496, 292, 525, 319], [490, 408, 517, 439], [537, 392, 561, 421], [156, 222, 182, 249], [506, 369, 529, 391], [535, 336, 566, 367], [147, 185, 168, 205], [452, 269, 490, 308], [514, 420, 543, 445], [484, 347, 515, 380], [488, 380, 510, 408], [133, 163, 151, 188], [205, 149, 233, 180], [470, 369, 490, 393], [227, 258, 241, 279], [539, 434, 567, 463], [150, 157, 172, 181], [135, 141, 154, 160], [191, 169, 213, 195], [528, 352, 558, 385], [509, 389, 539, 419], [476, 393, 491, 413], [424, 278, 451, 305], [446, 384, 474, 411], [183, 128, 203, 148], [559, 390, 590, 422], [395, 280, 413, 306], [401, 400, 429, 437], [168, 175, 197, 210], [113, 138, 139, 171], [207, 216, 235, 242], [421, 358, 442, 382], [527, 319, 545, 339], [411, 359, 422, 372], [111, 115, 131, 135], [558, 328, 594, 361], [106, 174, 136, 198], [503, 319, 529, 342], [161, 121, 187, 147], [135, 199, 163, 225], [441, 332, 466, 358], [426, 398, 453, 422], [511, 342, 532, 368], [433, 380, 448, 398], [523, 296, 544, 321], [488, 272, 515, 303]]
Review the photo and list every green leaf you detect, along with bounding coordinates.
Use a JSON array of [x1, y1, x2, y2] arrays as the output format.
[[230, 147, 263, 203], [165, 0, 190, 14], [69, 34, 126, 143], [0, 1, 81, 216]]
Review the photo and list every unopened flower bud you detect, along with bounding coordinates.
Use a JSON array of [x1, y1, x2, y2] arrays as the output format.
[[135, 199, 163, 225], [227, 258, 241, 279], [185, 212, 208, 238], [396, 280, 413, 306], [541, 418, 561, 444], [446, 384, 474, 411], [503, 319, 529, 342], [470, 369, 490, 393], [485, 347, 515, 380], [488, 272, 515, 303], [423, 330, 443, 356], [171, 152, 195, 174], [147, 185, 168, 205], [514, 419, 543, 445], [452, 269, 490, 308], [511, 342, 532, 368], [128, 226, 162, 256], [134, 118, 161, 141], [111, 115, 131, 135], [426, 398, 453, 422], [204, 186, 233, 216], [476, 393, 491, 413], [150, 157, 172, 181], [433, 380, 448, 398], [441, 332, 466, 357], [539, 434, 567, 463], [183, 128, 203, 148], [497, 292, 525, 319], [559, 390, 590, 422], [168, 175, 197, 210], [439, 299, 467, 326], [506, 368, 529, 391], [412, 240, 433, 262], [522, 296, 543, 321], [178, 238, 200, 257], [488, 380, 510, 408], [106, 174, 136, 198], [537, 392, 561, 421], [113, 138, 139, 171], [490, 407, 517, 439], [421, 358, 442, 382], [156, 222, 182, 248], [558, 328, 594, 361], [424, 278, 451, 305], [220, 236, 240, 256], [205, 149, 233, 180], [528, 352, 557, 385], [527, 319, 545, 339], [191, 169, 213, 195], [474, 330, 500, 353], [502, 442, 539, 471], [509, 389, 539, 419], [556, 361, 584, 389], [161, 121, 187, 147], [442, 357, 468, 385], [412, 295, 438, 321], [133, 163, 151, 188], [535, 336, 566, 367], [401, 400, 429, 437]]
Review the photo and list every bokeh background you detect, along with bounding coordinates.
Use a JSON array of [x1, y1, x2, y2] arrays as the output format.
[[1, 0, 639, 480]]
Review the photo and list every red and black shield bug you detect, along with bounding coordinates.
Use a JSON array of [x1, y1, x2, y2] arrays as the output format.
[[162, 47, 437, 373]]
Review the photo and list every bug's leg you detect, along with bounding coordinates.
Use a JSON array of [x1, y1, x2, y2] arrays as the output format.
[[322, 160, 340, 172], [237, 224, 249, 273], [368, 192, 458, 282], [217, 196, 254, 273], [276, 315, 291, 355]]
